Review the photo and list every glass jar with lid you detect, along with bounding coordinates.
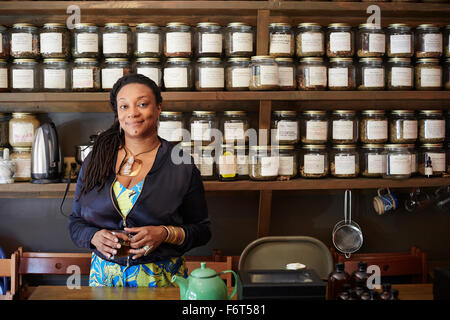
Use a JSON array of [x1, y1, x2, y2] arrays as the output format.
[[101, 58, 131, 91], [102, 23, 132, 58], [11, 147, 32, 182], [196, 145, 217, 180], [218, 143, 237, 181], [0, 59, 8, 92], [249, 56, 279, 91], [10, 59, 39, 92], [10, 23, 39, 59], [360, 144, 386, 178], [328, 58, 356, 90], [163, 58, 194, 91], [0, 113, 10, 147], [249, 146, 279, 181], [135, 23, 162, 58], [383, 144, 411, 179], [408, 144, 418, 176], [136, 58, 162, 88], [331, 110, 358, 144], [419, 143, 446, 176], [276, 145, 298, 181], [195, 57, 224, 91], [221, 111, 249, 144], [415, 24, 442, 58], [224, 22, 254, 58], [269, 23, 294, 58], [386, 58, 414, 90], [235, 144, 249, 180], [357, 58, 385, 90], [415, 58, 442, 91], [275, 58, 296, 90], [445, 58, 450, 90], [41, 59, 70, 92], [271, 110, 299, 145], [357, 24, 386, 57], [72, 58, 101, 92], [300, 144, 328, 178], [0, 25, 9, 59], [419, 110, 445, 143], [225, 57, 250, 91], [164, 22, 193, 58], [196, 22, 223, 58], [301, 110, 328, 144], [179, 142, 196, 166], [40, 23, 70, 59], [327, 23, 354, 58], [296, 23, 324, 57], [389, 110, 417, 144], [360, 110, 388, 144], [445, 25, 450, 58], [387, 24, 414, 58], [158, 111, 184, 143], [9, 113, 39, 148], [297, 57, 327, 90], [331, 144, 359, 178], [190, 111, 218, 145], [72, 23, 99, 58]]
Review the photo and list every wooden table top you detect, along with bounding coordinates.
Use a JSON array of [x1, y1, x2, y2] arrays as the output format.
[[28, 284, 433, 300]]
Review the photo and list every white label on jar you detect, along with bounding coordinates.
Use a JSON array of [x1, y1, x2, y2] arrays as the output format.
[[367, 120, 387, 140], [200, 157, 214, 176], [369, 33, 385, 53], [73, 69, 93, 88], [333, 120, 353, 140], [40, 33, 62, 54], [199, 67, 224, 88], [306, 121, 327, 141], [137, 33, 159, 53], [269, 34, 291, 54], [403, 120, 418, 140], [367, 154, 385, 174], [328, 68, 349, 87], [411, 153, 416, 172], [158, 121, 182, 142], [0, 68, 7, 89], [103, 33, 128, 54], [278, 67, 294, 87], [137, 67, 160, 86], [329, 32, 351, 52], [363, 68, 384, 87], [11, 122, 34, 144], [390, 35, 412, 54], [261, 157, 279, 177], [225, 122, 244, 141], [424, 120, 445, 139], [219, 154, 236, 175], [11, 33, 32, 52], [277, 121, 298, 141], [164, 67, 188, 88], [388, 154, 411, 175], [260, 65, 279, 86], [308, 66, 327, 86], [237, 155, 249, 175], [391, 67, 412, 87], [304, 154, 325, 174], [13, 158, 31, 178], [279, 156, 294, 175], [12, 69, 34, 89], [102, 68, 124, 89], [166, 32, 191, 53], [191, 122, 211, 141], [76, 33, 98, 53], [335, 155, 355, 175], [301, 32, 323, 53], [201, 33, 222, 53], [44, 69, 66, 89], [420, 68, 441, 87], [424, 33, 443, 53], [231, 68, 251, 88], [232, 33, 253, 52], [427, 153, 446, 172]]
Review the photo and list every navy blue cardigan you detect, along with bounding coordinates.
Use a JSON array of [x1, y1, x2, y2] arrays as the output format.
[[68, 138, 211, 266]]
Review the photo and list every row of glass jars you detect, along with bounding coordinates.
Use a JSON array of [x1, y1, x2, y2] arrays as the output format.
[[269, 23, 450, 58], [0, 22, 256, 60]]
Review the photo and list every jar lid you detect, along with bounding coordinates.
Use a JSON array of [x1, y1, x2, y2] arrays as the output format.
[[43, 58, 67, 63], [136, 57, 160, 63], [180, 141, 193, 147], [303, 144, 327, 150], [270, 23, 291, 28], [362, 110, 385, 115], [300, 57, 324, 63], [197, 22, 221, 28], [13, 23, 36, 28], [228, 57, 250, 62], [416, 58, 440, 63], [221, 143, 235, 148], [273, 110, 297, 117], [74, 58, 98, 63], [416, 24, 440, 30], [166, 22, 190, 28], [105, 23, 129, 27], [391, 110, 415, 115], [388, 57, 411, 63], [105, 58, 129, 63], [224, 111, 247, 116], [12, 147, 32, 152], [192, 111, 215, 116], [384, 144, 409, 149], [250, 145, 272, 150], [13, 59, 37, 64], [333, 144, 356, 149], [359, 57, 383, 63], [421, 143, 443, 148], [197, 57, 222, 62], [333, 110, 356, 115], [329, 58, 353, 62], [12, 112, 33, 118], [167, 58, 191, 62], [74, 23, 97, 28], [358, 23, 382, 29], [43, 23, 65, 28], [297, 23, 321, 28], [328, 23, 351, 29], [251, 55, 274, 61], [227, 22, 251, 28], [361, 144, 384, 149], [200, 145, 216, 150], [303, 110, 326, 115], [160, 111, 182, 116], [275, 145, 295, 150], [136, 23, 159, 28], [420, 110, 442, 114], [234, 144, 248, 150], [275, 57, 294, 63], [388, 23, 411, 29]]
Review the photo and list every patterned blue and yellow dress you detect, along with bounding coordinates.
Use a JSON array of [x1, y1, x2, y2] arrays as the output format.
[[89, 180, 188, 287]]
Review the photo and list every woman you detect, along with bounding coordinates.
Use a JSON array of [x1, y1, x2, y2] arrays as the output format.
[[68, 73, 211, 287]]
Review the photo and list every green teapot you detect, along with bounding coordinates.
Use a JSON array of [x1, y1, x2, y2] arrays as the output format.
[[172, 262, 241, 300]]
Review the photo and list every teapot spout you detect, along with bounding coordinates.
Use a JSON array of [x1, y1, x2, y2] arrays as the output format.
[[171, 275, 188, 298]]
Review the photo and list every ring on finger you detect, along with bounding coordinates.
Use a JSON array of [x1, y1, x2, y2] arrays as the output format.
[[143, 245, 153, 256]]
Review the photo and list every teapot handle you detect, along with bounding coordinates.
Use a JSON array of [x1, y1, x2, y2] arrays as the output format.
[[220, 270, 242, 300]]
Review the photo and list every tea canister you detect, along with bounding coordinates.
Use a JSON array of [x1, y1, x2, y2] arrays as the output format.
[[275, 57, 296, 90], [101, 58, 131, 91], [196, 22, 223, 58], [136, 58, 162, 88], [415, 58, 442, 91], [41, 58, 70, 92], [190, 111, 217, 145], [196, 145, 217, 180], [224, 22, 254, 57], [135, 23, 162, 58], [419, 143, 446, 176], [163, 58, 194, 91], [331, 110, 358, 144], [357, 58, 385, 90], [301, 110, 328, 144], [72, 58, 101, 92], [11, 147, 32, 182], [328, 58, 356, 90], [102, 23, 132, 58], [389, 110, 417, 144], [275, 145, 298, 180], [269, 23, 294, 58], [360, 110, 388, 144], [387, 23, 414, 58], [164, 22, 193, 58], [297, 57, 327, 91], [271, 110, 299, 145], [383, 144, 411, 179], [158, 111, 183, 143], [357, 24, 386, 57], [0, 59, 8, 92], [225, 57, 250, 91], [249, 146, 279, 181], [360, 144, 386, 178], [221, 111, 249, 144], [296, 23, 324, 57], [9, 113, 39, 148], [327, 23, 354, 58], [195, 57, 224, 91], [72, 23, 99, 58], [10, 59, 39, 92], [249, 56, 279, 91], [415, 24, 442, 58], [10, 23, 39, 59], [387, 58, 414, 90], [419, 110, 445, 143], [331, 144, 359, 178], [40, 23, 70, 59], [300, 144, 328, 178]]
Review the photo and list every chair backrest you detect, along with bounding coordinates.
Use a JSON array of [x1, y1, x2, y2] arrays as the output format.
[[0, 251, 19, 300], [238, 236, 334, 280], [185, 256, 233, 288]]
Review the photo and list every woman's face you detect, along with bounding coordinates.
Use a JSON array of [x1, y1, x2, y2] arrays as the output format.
[[116, 83, 161, 139]]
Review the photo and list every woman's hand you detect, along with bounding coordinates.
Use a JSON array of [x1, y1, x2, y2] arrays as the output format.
[[90, 229, 128, 259], [124, 226, 167, 260]]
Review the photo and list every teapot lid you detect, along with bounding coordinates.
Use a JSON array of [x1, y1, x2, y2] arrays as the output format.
[[190, 262, 218, 279]]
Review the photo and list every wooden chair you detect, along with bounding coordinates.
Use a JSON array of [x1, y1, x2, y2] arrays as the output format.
[[0, 251, 19, 300]]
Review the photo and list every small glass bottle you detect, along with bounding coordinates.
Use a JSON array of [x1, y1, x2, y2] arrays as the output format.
[[331, 144, 359, 178], [225, 57, 250, 91], [269, 23, 294, 58], [11, 147, 32, 182], [383, 144, 411, 179], [387, 23, 414, 58], [196, 22, 223, 58], [218, 143, 237, 181], [235, 144, 249, 180], [102, 23, 132, 58], [389, 110, 417, 144], [41, 58, 69, 92], [221, 111, 249, 144], [0, 25, 9, 60], [101, 58, 131, 91], [249, 146, 279, 181], [135, 58, 162, 88], [331, 110, 358, 144], [164, 22, 193, 58], [195, 57, 224, 91], [349, 261, 369, 288], [40, 23, 70, 59], [249, 56, 279, 91], [72, 23, 99, 58], [272, 110, 299, 145], [327, 23, 354, 58], [419, 110, 445, 143], [163, 58, 194, 91], [300, 144, 329, 178], [357, 24, 385, 57], [360, 144, 386, 178], [275, 58, 296, 90], [276, 145, 298, 181], [415, 58, 442, 91], [357, 57, 385, 90], [360, 110, 388, 144], [301, 110, 328, 144], [135, 23, 162, 58], [386, 58, 414, 90], [9, 113, 39, 148], [297, 57, 327, 91], [197, 145, 217, 181], [158, 111, 184, 143], [419, 143, 446, 176], [224, 22, 254, 58], [72, 58, 101, 92], [415, 24, 443, 58], [190, 111, 218, 145], [0, 59, 8, 92], [296, 23, 324, 57], [328, 58, 356, 90], [10, 23, 39, 59], [10, 59, 39, 92]]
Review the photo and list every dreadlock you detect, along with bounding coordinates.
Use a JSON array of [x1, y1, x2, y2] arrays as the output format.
[[80, 73, 162, 195]]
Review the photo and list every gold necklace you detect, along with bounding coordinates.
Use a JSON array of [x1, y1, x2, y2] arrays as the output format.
[[118, 142, 160, 177]]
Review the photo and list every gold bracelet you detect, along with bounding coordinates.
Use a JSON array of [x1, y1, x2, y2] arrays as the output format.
[[165, 226, 185, 245], [162, 226, 170, 242]]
